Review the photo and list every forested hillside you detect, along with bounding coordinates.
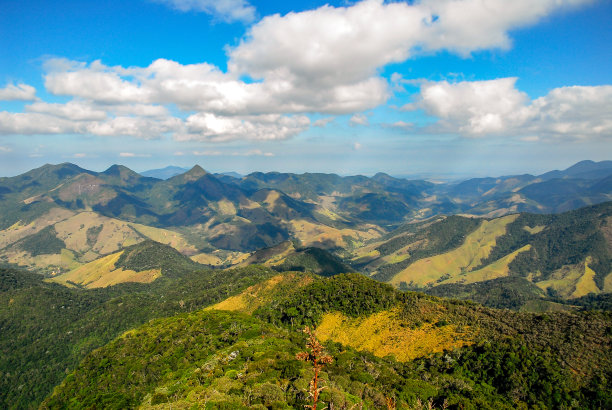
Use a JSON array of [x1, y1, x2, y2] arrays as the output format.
[[44, 273, 612, 409]]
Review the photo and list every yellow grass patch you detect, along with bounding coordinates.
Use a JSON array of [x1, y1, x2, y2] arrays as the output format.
[[51, 251, 161, 288], [536, 257, 601, 299], [440, 244, 531, 285], [214, 199, 237, 216], [128, 222, 197, 254], [314, 208, 341, 221], [384, 252, 411, 264], [262, 190, 281, 209], [316, 309, 475, 362], [351, 248, 381, 264], [238, 199, 262, 210], [5, 250, 63, 272], [523, 225, 545, 234], [0, 208, 75, 249], [390, 214, 518, 286], [23, 195, 43, 205], [571, 257, 600, 298], [190, 253, 224, 266], [289, 219, 380, 248], [207, 273, 314, 314]]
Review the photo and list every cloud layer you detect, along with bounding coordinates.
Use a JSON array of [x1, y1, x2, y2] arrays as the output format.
[[0, 83, 36, 101], [415, 78, 612, 139], [152, 0, 256, 23], [0, 0, 604, 143]]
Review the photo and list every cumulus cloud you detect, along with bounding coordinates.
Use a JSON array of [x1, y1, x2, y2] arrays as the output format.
[[193, 150, 223, 156], [0, 0, 597, 142], [27, 101, 107, 121], [232, 149, 274, 157], [349, 113, 369, 126], [119, 152, 152, 158], [313, 117, 335, 127], [0, 83, 37, 101], [414, 78, 612, 139], [152, 0, 256, 23], [85, 116, 182, 139], [387, 121, 414, 130], [0, 110, 181, 139], [0, 112, 82, 135], [45, 59, 152, 104], [192, 149, 273, 156], [177, 113, 310, 142]]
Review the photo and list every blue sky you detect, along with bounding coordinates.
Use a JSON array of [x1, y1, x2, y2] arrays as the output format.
[[0, 0, 611, 178]]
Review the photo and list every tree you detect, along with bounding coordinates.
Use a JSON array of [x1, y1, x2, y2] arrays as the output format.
[[296, 327, 333, 410]]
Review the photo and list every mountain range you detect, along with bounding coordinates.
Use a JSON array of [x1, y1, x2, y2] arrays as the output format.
[[1, 160, 611, 408]]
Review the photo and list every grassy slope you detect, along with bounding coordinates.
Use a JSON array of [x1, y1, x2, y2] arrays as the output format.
[[389, 215, 518, 287], [206, 272, 315, 314], [0, 208, 200, 274], [49, 251, 161, 289]]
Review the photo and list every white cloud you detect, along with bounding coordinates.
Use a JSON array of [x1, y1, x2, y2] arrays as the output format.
[[420, 0, 590, 55], [418, 78, 530, 135], [152, 0, 255, 23], [313, 117, 335, 127], [45, 59, 152, 104], [0, 146, 12, 153], [349, 113, 369, 126], [178, 113, 310, 142], [0, 112, 82, 135], [119, 152, 152, 158], [86, 116, 182, 139], [193, 149, 274, 157], [0, 0, 596, 143], [72, 153, 87, 158], [353, 142, 362, 150], [0, 83, 36, 101], [388, 121, 413, 129], [415, 78, 612, 139], [193, 150, 223, 156], [231, 149, 274, 157], [27, 101, 107, 121]]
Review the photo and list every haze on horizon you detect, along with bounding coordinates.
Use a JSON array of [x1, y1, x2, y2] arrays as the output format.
[[0, 0, 611, 177]]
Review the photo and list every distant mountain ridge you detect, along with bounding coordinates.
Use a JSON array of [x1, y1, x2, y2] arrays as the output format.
[[140, 165, 189, 179], [0, 160, 610, 282]]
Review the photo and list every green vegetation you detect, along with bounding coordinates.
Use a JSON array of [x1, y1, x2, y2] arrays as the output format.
[[1, 163, 612, 408], [371, 216, 482, 282], [0, 264, 277, 408], [114, 239, 202, 277], [424, 277, 547, 310], [255, 274, 405, 328], [85, 224, 103, 247], [43, 276, 612, 409], [274, 247, 354, 277], [15, 225, 65, 256], [476, 202, 612, 288], [254, 274, 611, 382]]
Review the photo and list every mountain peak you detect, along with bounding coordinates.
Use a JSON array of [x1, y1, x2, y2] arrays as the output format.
[[182, 165, 208, 180], [102, 164, 136, 176]]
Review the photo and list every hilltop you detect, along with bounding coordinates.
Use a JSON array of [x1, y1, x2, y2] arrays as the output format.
[[44, 273, 612, 409]]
